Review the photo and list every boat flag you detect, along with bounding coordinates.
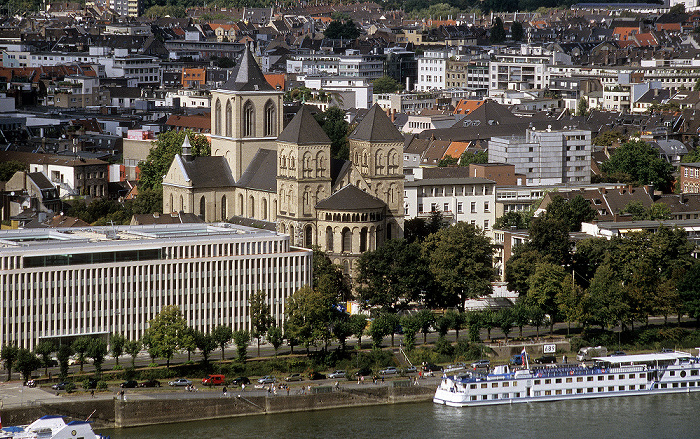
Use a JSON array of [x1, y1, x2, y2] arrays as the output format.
[[521, 347, 529, 368]]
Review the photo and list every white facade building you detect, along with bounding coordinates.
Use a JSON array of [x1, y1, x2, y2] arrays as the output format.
[[416, 49, 447, 92], [286, 54, 340, 76], [302, 76, 373, 109], [489, 127, 592, 185], [0, 223, 312, 350]]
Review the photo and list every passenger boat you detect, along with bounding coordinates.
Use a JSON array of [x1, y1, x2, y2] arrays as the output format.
[[0, 415, 106, 439], [434, 349, 700, 407]]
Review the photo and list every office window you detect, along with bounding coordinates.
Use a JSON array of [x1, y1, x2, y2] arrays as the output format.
[[471, 202, 476, 213], [457, 202, 463, 213]]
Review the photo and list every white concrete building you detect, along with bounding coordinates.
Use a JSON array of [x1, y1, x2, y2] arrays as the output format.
[[416, 49, 447, 92], [0, 223, 312, 349], [302, 76, 373, 109], [286, 54, 340, 76], [338, 52, 384, 80], [489, 127, 592, 185]]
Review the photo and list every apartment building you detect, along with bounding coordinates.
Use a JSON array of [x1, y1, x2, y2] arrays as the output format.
[[489, 127, 592, 185], [0, 223, 312, 349], [416, 49, 447, 92], [286, 54, 340, 76], [338, 52, 384, 80], [445, 58, 489, 90], [46, 75, 109, 109]]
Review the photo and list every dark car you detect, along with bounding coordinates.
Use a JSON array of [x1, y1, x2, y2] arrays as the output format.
[[140, 379, 161, 388], [309, 371, 326, 380], [534, 355, 557, 364], [120, 380, 138, 388], [422, 363, 442, 372], [51, 381, 70, 390], [355, 367, 372, 377], [231, 377, 251, 386], [285, 373, 304, 382], [611, 351, 627, 356], [84, 378, 98, 389]]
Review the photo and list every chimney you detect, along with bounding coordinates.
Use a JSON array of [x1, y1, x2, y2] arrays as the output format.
[[392, 109, 396, 122]]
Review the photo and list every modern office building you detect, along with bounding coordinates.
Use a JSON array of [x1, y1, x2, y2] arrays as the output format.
[[0, 223, 312, 349]]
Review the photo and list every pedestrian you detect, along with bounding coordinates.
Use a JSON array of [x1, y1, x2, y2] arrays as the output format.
[[563, 355, 567, 364], [241, 383, 245, 392], [361, 375, 364, 384], [381, 376, 384, 384], [223, 386, 227, 397], [286, 386, 290, 396], [90, 390, 94, 398]]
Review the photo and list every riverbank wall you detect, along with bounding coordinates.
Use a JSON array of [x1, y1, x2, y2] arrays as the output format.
[[1, 383, 435, 429]]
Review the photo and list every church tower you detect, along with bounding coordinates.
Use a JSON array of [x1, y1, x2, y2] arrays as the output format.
[[210, 45, 284, 181], [348, 104, 405, 239], [276, 106, 333, 247]]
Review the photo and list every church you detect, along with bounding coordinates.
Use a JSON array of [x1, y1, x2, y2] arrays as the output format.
[[163, 47, 404, 276]]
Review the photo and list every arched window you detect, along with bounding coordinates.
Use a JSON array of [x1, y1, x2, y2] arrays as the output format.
[[342, 227, 352, 253], [249, 195, 255, 218], [221, 195, 227, 220], [243, 100, 255, 137], [225, 100, 232, 137], [375, 150, 384, 175], [303, 190, 311, 215], [180, 195, 184, 211], [360, 227, 368, 253], [289, 225, 295, 245], [262, 198, 268, 220], [302, 152, 312, 178], [264, 100, 276, 137], [169, 194, 173, 213], [326, 226, 334, 252], [214, 99, 222, 136], [199, 196, 206, 221], [386, 223, 392, 240], [238, 194, 244, 216], [316, 152, 326, 178], [305, 224, 313, 248], [342, 259, 350, 275]]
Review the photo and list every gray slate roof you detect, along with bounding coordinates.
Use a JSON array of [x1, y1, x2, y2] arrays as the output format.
[[220, 45, 274, 92], [27, 172, 55, 190], [277, 105, 330, 145], [349, 103, 404, 143], [178, 155, 236, 188], [236, 148, 277, 192], [315, 184, 386, 211]]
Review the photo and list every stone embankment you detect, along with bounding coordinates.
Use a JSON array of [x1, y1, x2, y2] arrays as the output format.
[[0, 381, 436, 429]]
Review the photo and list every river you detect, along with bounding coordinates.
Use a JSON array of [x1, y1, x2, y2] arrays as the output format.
[[100, 392, 700, 439]]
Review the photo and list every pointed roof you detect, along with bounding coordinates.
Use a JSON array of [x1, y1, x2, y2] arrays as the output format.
[[315, 185, 387, 211], [277, 105, 330, 145], [220, 45, 274, 92], [348, 103, 404, 143]]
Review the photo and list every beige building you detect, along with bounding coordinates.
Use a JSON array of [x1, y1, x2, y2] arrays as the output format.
[[163, 46, 404, 277]]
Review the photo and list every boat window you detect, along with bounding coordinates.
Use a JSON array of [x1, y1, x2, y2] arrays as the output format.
[[555, 389, 562, 395], [470, 396, 477, 401], [628, 374, 635, 379], [544, 379, 550, 385], [502, 393, 509, 399], [491, 383, 498, 388], [640, 385, 646, 390], [481, 395, 488, 400], [669, 371, 675, 376], [534, 391, 541, 397], [660, 384, 667, 388], [514, 392, 520, 397], [598, 376, 604, 381], [607, 376, 614, 381], [587, 376, 593, 382], [618, 375, 624, 380], [503, 382, 509, 387], [608, 386, 614, 391], [492, 394, 499, 399], [630, 385, 635, 390], [470, 384, 477, 389], [680, 371, 686, 378], [689, 382, 695, 387], [640, 373, 646, 379], [681, 382, 687, 388], [577, 388, 583, 394], [619, 386, 625, 391], [481, 383, 487, 389], [587, 388, 594, 393], [566, 378, 572, 383], [566, 389, 573, 394], [672, 383, 679, 388], [691, 370, 698, 376], [577, 377, 583, 382], [555, 378, 562, 384], [545, 390, 552, 396], [534, 380, 541, 385], [598, 387, 604, 392]]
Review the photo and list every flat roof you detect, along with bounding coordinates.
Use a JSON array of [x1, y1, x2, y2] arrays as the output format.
[[594, 351, 693, 364]]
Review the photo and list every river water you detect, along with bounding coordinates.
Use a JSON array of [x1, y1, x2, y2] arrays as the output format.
[[100, 392, 700, 439]]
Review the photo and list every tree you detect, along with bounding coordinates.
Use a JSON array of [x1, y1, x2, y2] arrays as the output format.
[[400, 314, 421, 352], [138, 130, 210, 191], [267, 326, 284, 357], [313, 248, 351, 303], [249, 290, 272, 357], [233, 330, 250, 363], [373, 75, 402, 94], [34, 341, 55, 377], [435, 312, 454, 339], [511, 21, 524, 41], [71, 336, 91, 374], [577, 97, 589, 116], [438, 155, 459, 167], [146, 305, 187, 367], [670, 3, 685, 14], [422, 223, 495, 309], [124, 340, 141, 368], [601, 140, 674, 190], [369, 314, 393, 349], [314, 107, 350, 160], [332, 319, 353, 351], [56, 344, 73, 379], [593, 130, 627, 147], [678, 261, 700, 327], [109, 333, 126, 367], [356, 239, 435, 311], [458, 150, 488, 166], [194, 331, 216, 364], [621, 201, 671, 220], [490, 17, 506, 43], [480, 309, 496, 341], [527, 262, 566, 335], [505, 247, 547, 296], [586, 264, 629, 330], [683, 148, 700, 162], [349, 314, 368, 349], [496, 308, 515, 342], [86, 338, 108, 375], [466, 311, 482, 342], [15, 349, 41, 382], [528, 216, 571, 265], [448, 310, 466, 341], [323, 19, 360, 39], [512, 300, 531, 338], [211, 325, 233, 361], [556, 274, 586, 334], [0, 160, 27, 181], [415, 309, 435, 345], [180, 327, 197, 362], [543, 194, 595, 233], [1, 344, 19, 381], [494, 211, 531, 230]]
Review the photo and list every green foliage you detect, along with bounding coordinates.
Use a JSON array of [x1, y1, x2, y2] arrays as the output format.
[[495, 307, 515, 341], [683, 148, 700, 163], [543, 194, 596, 232], [453, 339, 484, 362], [1, 344, 19, 381], [415, 309, 436, 345], [124, 340, 141, 368], [410, 2, 462, 19], [110, 334, 126, 367], [400, 314, 421, 352], [15, 348, 41, 382], [459, 150, 488, 166], [490, 17, 506, 43], [323, 19, 360, 39], [601, 140, 674, 190], [527, 262, 566, 333], [34, 341, 55, 377], [97, 380, 108, 391], [593, 130, 627, 147], [266, 326, 284, 356], [233, 330, 250, 363], [249, 290, 272, 357], [373, 75, 402, 94], [505, 247, 547, 296], [71, 337, 91, 374], [143, 4, 186, 18], [528, 216, 571, 265], [494, 211, 531, 230], [313, 248, 351, 303], [577, 97, 588, 116], [511, 21, 524, 41], [314, 107, 350, 160], [368, 313, 394, 349], [0, 160, 27, 181], [356, 239, 435, 311], [422, 223, 495, 309], [211, 325, 233, 361], [670, 3, 685, 13], [56, 344, 73, 379], [438, 155, 459, 167], [194, 330, 216, 364], [678, 261, 700, 326], [146, 305, 187, 367], [138, 130, 210, 192], [621, 201, 671, 221], [349, 314, 368, 348], [87, 338, 108, 374]]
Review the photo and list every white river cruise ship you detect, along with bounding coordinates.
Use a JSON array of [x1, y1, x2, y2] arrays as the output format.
[[434, 349, 700, 407]]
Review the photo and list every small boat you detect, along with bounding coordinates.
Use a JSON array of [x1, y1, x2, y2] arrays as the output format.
[[434, 349, 700, 407], [0, 415, 106, 439]]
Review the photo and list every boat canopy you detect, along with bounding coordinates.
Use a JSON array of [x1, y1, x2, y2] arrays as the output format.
[[593, 352, 693, 365]]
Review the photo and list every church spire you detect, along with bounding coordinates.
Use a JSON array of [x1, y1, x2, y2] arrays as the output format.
[[220, 44, 274, 92]]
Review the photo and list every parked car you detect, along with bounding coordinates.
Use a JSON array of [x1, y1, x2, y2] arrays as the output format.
[[120, 380, 138, 388], [140, 379, 161, 388], [471, 359, 491, 369], [328, 370, 346, 379], [404, 366, 417, 374], [611, 351, 627, 356], [309, 371, 326, 380], [534, 355, 557, 364], [84, 378, 98, 389], [510, 354, 530, 366], [285, 373, 303, 382], [379, 367, 398, 375], [258, 376, 276, 384], [169, 378, 192, 387], [422, 363, 442, 373], [355, 367, 372, 378], [202, 374, 225, 386], [51, 382, 70, 390], [231, 377, 251, 386]]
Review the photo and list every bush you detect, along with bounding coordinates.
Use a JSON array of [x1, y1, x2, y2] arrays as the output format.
[[453, 340, 485, 362], [97, 380, 108, 390], [434, 336, 454, 357], [65, 383, 76, 393]]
